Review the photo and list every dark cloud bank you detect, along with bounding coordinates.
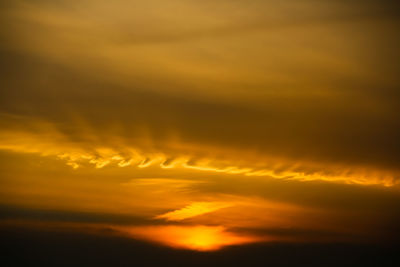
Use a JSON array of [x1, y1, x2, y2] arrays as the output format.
[[0, 225, 399, 267]]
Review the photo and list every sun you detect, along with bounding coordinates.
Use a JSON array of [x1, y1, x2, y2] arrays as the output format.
[[121, 225, 259, 251]]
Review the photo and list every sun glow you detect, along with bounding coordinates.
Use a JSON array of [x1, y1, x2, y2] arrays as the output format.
[[122, 225, 260, 251]]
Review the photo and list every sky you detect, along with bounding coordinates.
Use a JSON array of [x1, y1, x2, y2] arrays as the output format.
[[0, 0, 400, 260]]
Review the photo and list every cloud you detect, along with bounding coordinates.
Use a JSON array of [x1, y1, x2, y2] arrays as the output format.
[[1, 0, 400, 250], [1, 120, 398, 187], [1, 49, 399, 186], [155, 202, 232, 221]]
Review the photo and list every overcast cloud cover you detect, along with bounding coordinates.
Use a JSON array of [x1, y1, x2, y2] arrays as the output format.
[[1, 0, 400, 260]]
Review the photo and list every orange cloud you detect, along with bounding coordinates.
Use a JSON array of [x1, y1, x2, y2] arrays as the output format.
[[0, 127, 397, 187], [155, 201, 232, 221]]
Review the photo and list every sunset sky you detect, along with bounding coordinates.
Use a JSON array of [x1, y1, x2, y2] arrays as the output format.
[[1, 0, 400, 265]]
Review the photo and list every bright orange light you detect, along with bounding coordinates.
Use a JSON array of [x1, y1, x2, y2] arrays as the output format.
[[120, 225, 260, 251]]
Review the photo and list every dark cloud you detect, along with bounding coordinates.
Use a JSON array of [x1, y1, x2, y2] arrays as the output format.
[[1, 224, 399, 267], [0, 205, 156, 225], [1, 48, 400, 172]]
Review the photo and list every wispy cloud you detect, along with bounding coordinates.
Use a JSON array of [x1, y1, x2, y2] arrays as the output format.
[[155, 201, 232, 221]]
